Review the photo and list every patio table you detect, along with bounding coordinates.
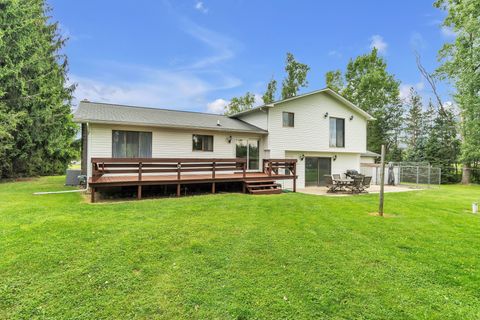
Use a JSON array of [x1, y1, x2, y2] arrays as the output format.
[[333, 179, 353, 191]]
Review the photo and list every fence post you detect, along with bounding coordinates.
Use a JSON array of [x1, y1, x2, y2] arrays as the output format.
[[416, 166, 419, 185], [428, 165, 431, 188], [378, 145, 386, 217]]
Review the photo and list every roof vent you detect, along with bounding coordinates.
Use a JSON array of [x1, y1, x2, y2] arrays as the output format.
[[217, 120, 221, 126]]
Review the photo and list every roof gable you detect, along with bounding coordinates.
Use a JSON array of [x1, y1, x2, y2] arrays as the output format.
[[230, 88, 375, 120]]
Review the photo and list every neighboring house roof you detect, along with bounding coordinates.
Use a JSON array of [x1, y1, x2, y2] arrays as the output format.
[[361, 150, 381, 157], [229, 87, 375, 121], [73, 101, 267, 134]]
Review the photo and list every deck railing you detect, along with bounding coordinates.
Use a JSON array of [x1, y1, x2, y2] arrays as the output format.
[[90, 157, 297, 201], [263, 159, 297, 192], [91, 157, 247, 183]]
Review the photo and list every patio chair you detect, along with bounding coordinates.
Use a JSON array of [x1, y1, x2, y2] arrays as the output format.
[[332, 174, 341, 180], [325, 175, 337, 193], [360, 176, 372, 193], [348, 177, 364, 194]]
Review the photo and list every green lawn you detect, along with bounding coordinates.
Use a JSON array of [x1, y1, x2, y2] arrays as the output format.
[[1, 177, 480, 319]]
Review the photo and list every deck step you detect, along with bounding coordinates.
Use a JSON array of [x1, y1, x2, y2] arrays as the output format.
[[249, 188, 282, 195], [245, 180, 282, 195]]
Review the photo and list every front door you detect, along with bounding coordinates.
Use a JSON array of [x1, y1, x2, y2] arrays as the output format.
[[305, 157, 331, 186]]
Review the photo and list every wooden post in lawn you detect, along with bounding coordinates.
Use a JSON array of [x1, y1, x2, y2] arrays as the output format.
[[378, 144, 386, 216]]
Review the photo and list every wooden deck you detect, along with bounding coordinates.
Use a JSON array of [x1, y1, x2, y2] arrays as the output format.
[[89, 158, 297, 202]]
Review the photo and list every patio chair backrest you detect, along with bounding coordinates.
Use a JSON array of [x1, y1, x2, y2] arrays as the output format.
[[352, 177, 363, 187], [332, 174, 341, 180], [363, 176, 372, 187], [325, 175, 334, 187]]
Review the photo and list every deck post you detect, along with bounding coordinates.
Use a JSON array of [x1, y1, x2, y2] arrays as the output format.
[[293, 161, 297, 192], [242, 161, 246, 179], [212, 182, 216, 193], [177, 161, 181, 197], [137, 185, 142, 200], [139, 162, 143, 181], [91, 187, 95, 203], [242, 182, 246, 193]]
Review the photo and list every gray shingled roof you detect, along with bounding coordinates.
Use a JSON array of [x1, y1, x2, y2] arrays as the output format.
[[361, 150, 381, 157], [73, 101, 267, 134]]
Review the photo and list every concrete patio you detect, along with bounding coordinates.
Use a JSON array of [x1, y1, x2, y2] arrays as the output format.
[[297, 184, 423, 196]]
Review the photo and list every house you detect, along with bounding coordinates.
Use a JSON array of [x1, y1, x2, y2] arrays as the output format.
[[73, 88, 375, 198]]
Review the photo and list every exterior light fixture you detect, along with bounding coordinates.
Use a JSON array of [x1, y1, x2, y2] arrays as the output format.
[[333, 155, 337, 161], [350, 115, 354, 121], [300, 154, 305, 161], [324, 112, 329, 119], [226, 136, 232, 143]]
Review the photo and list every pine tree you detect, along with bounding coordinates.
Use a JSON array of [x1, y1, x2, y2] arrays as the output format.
[[424, 104, 461, 183], [403, 88, 426, 162], [0, 0, 77, 178]]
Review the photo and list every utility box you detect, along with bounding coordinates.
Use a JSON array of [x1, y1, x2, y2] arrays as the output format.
[[65, 169, 82, 186]]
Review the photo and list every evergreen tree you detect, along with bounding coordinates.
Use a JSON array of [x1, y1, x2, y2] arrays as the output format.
[[224, 92, 255, 115], [0, 0, 77, 178], [262, 78, 277, 104], [424, 104, 461, 183], [403, 88, 426, 162], [325, 48, 403, 157], [281, 53, 310, 99]]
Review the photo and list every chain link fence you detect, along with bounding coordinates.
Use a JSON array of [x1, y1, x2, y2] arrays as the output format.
[[360, 162, 441, 188]]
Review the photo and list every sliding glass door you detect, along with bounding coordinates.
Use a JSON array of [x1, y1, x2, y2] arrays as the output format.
[[305, 157, 331, 186], [236, 139, 259, 170]]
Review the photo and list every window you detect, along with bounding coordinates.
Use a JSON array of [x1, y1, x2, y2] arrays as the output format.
[[329, 117, 345, 147], [112, 130, 152, 158], [282, 112, 294, 127], [192, 134, 213, 151]]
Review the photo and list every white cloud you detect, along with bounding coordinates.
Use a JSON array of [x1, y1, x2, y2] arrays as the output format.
[[441, 26, 456, 38], [370, 35, 388, 54], [70, 15, 242, 112], [194, 1, 208, 14], [400, 82, 425, 100], [206, 98, 228, 113], [181, 21, 236, 69], [71, 64, 241, 111]]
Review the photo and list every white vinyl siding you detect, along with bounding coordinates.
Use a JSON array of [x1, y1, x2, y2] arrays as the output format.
[[87, 123, 265, 179]]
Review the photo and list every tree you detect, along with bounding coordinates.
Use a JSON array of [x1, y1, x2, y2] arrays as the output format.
[[325, 48, 403, 157], [0, 0, 77, 178], [434, 0, 480, 183], [281, 53, 310, 99], [224, 92, 255, 115], [403, 88, 426, 162], [325, 70, 344, 93], [424, 103, 461, 183], [262, 78, 277, 104]]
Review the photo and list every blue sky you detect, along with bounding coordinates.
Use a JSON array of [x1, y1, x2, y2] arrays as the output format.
[[50, 0, 455, 113]]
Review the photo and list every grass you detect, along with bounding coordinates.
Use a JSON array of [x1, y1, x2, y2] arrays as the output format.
[[1, 177, 480, 319]]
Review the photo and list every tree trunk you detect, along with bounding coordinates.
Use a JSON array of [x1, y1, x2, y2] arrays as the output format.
[[461, 164, 471, 184]]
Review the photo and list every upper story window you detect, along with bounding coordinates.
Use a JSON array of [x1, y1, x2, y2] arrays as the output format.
[[112, 130, 152, 158], [329, 117, 345, 148], [282, 112, 294, 127], [192, 134, 214, 151]]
